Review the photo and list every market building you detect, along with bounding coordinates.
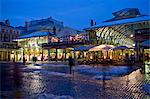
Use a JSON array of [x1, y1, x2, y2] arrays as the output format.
[[16, 8, 150, 64], [16, 17, 87, 62], [85, 8, 150, 63], [0, 20, 20, 61], [16, 16, 64, 35]]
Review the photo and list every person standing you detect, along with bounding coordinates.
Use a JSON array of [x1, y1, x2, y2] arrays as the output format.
[[23, 56, 26, 64], [68, 56, 74, 74]]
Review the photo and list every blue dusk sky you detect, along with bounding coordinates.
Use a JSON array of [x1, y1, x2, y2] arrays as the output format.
[[1, 0, 150, 30]]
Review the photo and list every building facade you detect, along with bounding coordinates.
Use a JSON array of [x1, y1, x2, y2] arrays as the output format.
[[15, 17, 89, 62], [16, 27, 88, 62], [16, 8, 150, 63], [0, 20, 20, 61], [85, 8, 150, 61], [16, 17, 64, 35]]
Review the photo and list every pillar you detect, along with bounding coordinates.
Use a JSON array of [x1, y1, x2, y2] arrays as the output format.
[[64, 48, 66, 62], [48, 49, 50, 61], [28, 49, 31, 61], [0, 49, 1, 61], [14, 50, 16, 61], [6, 49, 9, 61], [74, 49, 76, 65], [56, 48, 58, 62], [62, 48, 65, 62], [23, 48, 25, 61], [16, 50, 18, 61], [41, 49, 44, 61]]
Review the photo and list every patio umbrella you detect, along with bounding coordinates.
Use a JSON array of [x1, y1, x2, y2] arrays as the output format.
[[89, 45, 114, 59], [113, 46, 129, 59], [89, 44, 114, 51]]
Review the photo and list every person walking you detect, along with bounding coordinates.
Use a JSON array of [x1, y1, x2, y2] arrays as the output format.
[[23, 56, 26, 64], [32, 56, 37, 63], [68, 56, 74, 74]]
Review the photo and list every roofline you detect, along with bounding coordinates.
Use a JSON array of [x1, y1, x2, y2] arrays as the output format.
[[84, 16, 150, 30], [17, 31, 54, 39]]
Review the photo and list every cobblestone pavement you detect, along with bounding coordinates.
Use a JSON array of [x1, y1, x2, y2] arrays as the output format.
[[0, 62, 150, 99]]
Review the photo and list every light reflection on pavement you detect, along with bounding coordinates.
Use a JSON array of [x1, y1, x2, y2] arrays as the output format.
[[0, 63, 150, 99]]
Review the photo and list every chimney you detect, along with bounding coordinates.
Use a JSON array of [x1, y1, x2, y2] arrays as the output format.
[[95, 21, 96, 25], [90, 19, 94, 26], [90, 19, 96, 26], [5, 19, 10, 26]]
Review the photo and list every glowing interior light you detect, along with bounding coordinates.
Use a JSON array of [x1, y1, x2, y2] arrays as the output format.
[[36, 48, 39, 51], [130, 34, 134, 37]]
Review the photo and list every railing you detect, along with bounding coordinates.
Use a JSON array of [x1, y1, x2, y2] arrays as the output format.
[[42, 40, 90, 47]]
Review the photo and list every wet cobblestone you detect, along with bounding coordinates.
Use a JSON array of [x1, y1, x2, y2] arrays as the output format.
[[0, 63, 150, 99]]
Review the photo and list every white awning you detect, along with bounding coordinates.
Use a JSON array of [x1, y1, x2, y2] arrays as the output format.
[[113, 46, 129, 50], [89, 44, 115, 51]]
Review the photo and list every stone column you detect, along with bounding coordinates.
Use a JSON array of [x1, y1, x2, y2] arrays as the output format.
[[74, 49, 76, 65], [29, 51, 31, 61], [23, 48, 25, 61], [56, 48, 58, 62], [14, 50, 16, 61], [16, 50, 18, 61], [41, 49, 44, 61], [6, 49, 9, 61], [0, 49, 2, 61], [62, 48, 64, 62], [64, 48, 66, 62], [48, 49, 50, 61]]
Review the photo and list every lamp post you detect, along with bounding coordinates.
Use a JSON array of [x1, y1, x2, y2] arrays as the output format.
[[47, 29, 52, 62]]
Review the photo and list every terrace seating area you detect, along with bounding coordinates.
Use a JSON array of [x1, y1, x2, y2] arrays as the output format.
[[76, 57, 139, 66]]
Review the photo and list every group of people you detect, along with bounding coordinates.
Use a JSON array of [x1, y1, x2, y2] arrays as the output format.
[[22, 56, 38, 64], [124, 53, 136, 65], [124, 53, 150, 65]]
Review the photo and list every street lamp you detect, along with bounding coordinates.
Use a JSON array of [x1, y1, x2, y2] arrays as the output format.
[[53, 26, 56, 35]]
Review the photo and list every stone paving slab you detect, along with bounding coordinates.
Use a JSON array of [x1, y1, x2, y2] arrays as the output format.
[[1, 63, 150, 99]]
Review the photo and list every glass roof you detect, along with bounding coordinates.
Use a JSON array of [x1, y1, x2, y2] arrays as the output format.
[[85, 15, 150, 30], [18, 31, 53, 39]]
